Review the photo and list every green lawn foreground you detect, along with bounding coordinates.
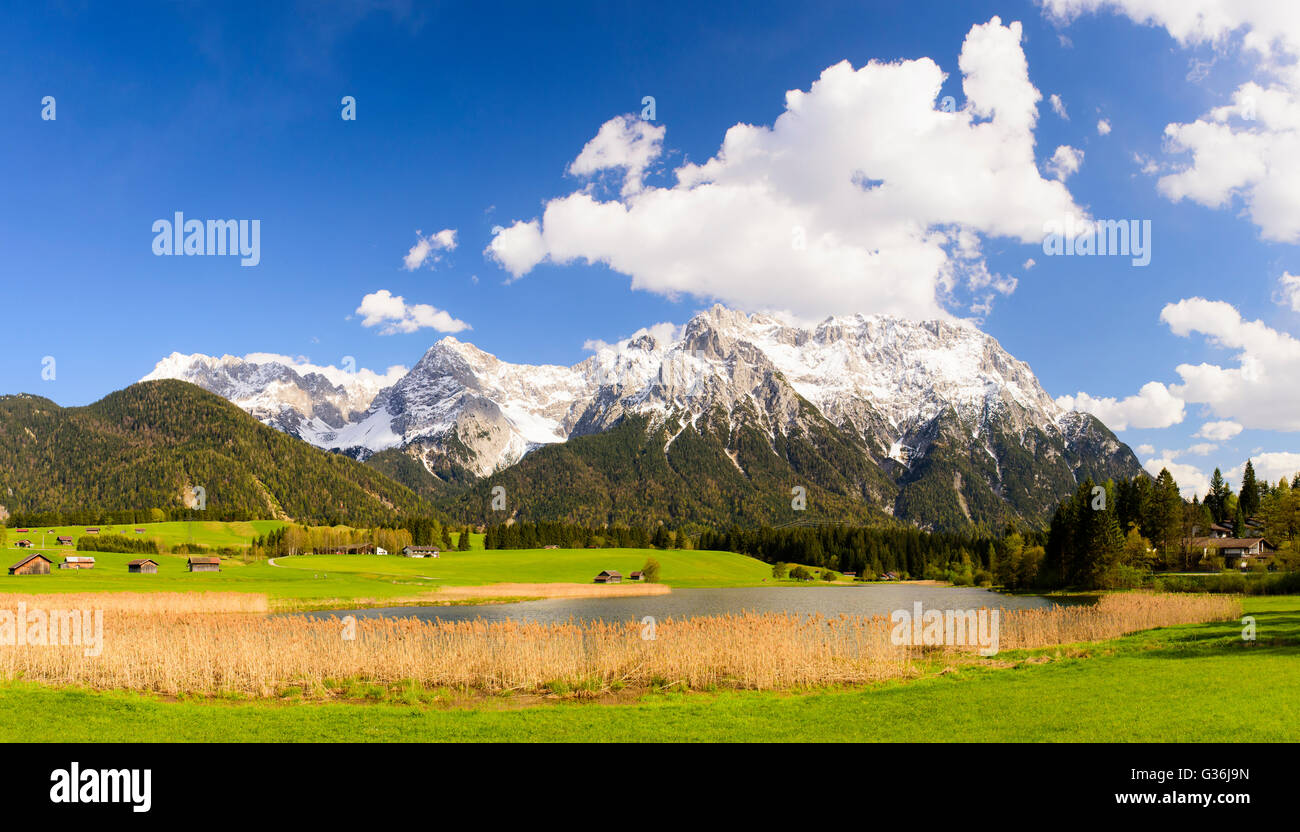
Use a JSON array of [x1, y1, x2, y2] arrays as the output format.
[[0, 596, 1295, 742]]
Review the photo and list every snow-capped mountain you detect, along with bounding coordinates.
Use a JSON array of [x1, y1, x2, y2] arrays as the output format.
[[142, 305, 1142, 528], [142, 353, 401, 439]]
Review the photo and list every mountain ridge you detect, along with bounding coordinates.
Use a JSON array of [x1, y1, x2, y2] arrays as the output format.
[[142, 305, 1144, 529]]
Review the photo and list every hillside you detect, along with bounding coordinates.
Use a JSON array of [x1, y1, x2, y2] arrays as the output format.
[[0, 381, 434, 526]]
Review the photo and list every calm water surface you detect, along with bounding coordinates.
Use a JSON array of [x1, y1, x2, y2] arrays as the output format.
[[300, 584, 1061, 625]]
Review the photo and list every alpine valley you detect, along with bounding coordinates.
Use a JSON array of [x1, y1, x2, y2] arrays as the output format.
[[142, 305, 1143, 531]]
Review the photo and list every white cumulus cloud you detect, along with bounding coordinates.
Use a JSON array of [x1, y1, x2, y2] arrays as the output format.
[[1046, 145, 1084, 181], [1056, 381, 1186, 429], [484, 17, 1084, 321], [403, 228, 457, 271], [355, 289, 471, 335], [1143, 456, 1210, 499], [1196, 419, 1243, 441], [1044, 0, 1300, 241], [1161, 297, 1300, 431]]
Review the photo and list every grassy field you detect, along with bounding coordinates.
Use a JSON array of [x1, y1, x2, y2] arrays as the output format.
[[273, 547, 779, 588], [3, 520, 286, 551], [0, 595, 1293, 741], [1, 522, 785, 606]]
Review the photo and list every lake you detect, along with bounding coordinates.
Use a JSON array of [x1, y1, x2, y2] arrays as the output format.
[[300, 584, 1062, 625]]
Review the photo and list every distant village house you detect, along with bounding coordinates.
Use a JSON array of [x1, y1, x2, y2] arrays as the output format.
[[187, 556, 221, 573], [59, 556, 95, 570], [55, 536, 74, 546], [128, 559, 159, 574], [1188, 536, 1277, 570], [402, 546, 441, 558]]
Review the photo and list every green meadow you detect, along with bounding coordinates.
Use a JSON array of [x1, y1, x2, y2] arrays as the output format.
[[274, 546, 779, 588], [1, 596, 1294, 742], [4, 520, 286, 551], [1, 521, 793, 606]]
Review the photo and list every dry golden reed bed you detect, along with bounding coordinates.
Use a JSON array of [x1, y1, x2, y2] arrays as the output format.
[[0, 592, 1239, 697], [0, 592, 268, 614]]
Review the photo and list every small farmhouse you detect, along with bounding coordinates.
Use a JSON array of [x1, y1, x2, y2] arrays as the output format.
[[9, 553, 52, 575], [1189, 537, 1277, 570], [55, 536, 74, 546], [375, 547, 388, 555], [402, 546, 441, 558], [187, 556, 221, 573], [128, 559, 159, 574], [593, 570, 622, 584], [629, 571, 645, 581], [59, 556, 95, 570], [15, 539, 33, 549]]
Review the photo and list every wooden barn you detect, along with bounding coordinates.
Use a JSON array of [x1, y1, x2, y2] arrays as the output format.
[[55, 536, 74, 546], [14, 539, 33, 549], [128, 559, 159, 574], [9, 553, 52, 575], [593, 570, 622, 584], [187, 556, 221, 573], [629, 571, 645, 581], [59, 556, 95, 570], [84, 527, 100, 533]]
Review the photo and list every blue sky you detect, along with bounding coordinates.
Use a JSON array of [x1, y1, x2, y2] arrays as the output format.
[[4, 0, 1300, 497]]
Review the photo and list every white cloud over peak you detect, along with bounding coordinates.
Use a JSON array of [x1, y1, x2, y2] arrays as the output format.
[[240, 352, 407, 389], [582, 320, 682, 354], [403, 228, 457, 271], [1056, 380, 1185, 429], [485, 17, 1085, 321], [355, 289, 471, 335]]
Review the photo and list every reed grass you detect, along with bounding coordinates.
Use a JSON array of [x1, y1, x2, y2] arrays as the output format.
[[0, 592, 1240, 697]]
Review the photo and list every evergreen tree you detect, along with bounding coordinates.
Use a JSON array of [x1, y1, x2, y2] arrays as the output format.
[[1240, 460, 1260, 519], [457, 526, 472, 551], [1206, 468, 1231, 523]]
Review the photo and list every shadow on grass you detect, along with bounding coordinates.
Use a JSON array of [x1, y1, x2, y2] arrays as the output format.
[[1125, 607, 1300, 660]]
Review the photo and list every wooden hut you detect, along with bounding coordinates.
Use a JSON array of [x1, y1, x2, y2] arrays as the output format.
[[128, 559, 159, 574], [187, 556, 221, 573], [629, 571, 645, 581], [59, 556, 96, 570], [55, 536, 74, 546], [9, 553, 52, 575], [593, 570, 622, 584], [14, 539, 33, 549]]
